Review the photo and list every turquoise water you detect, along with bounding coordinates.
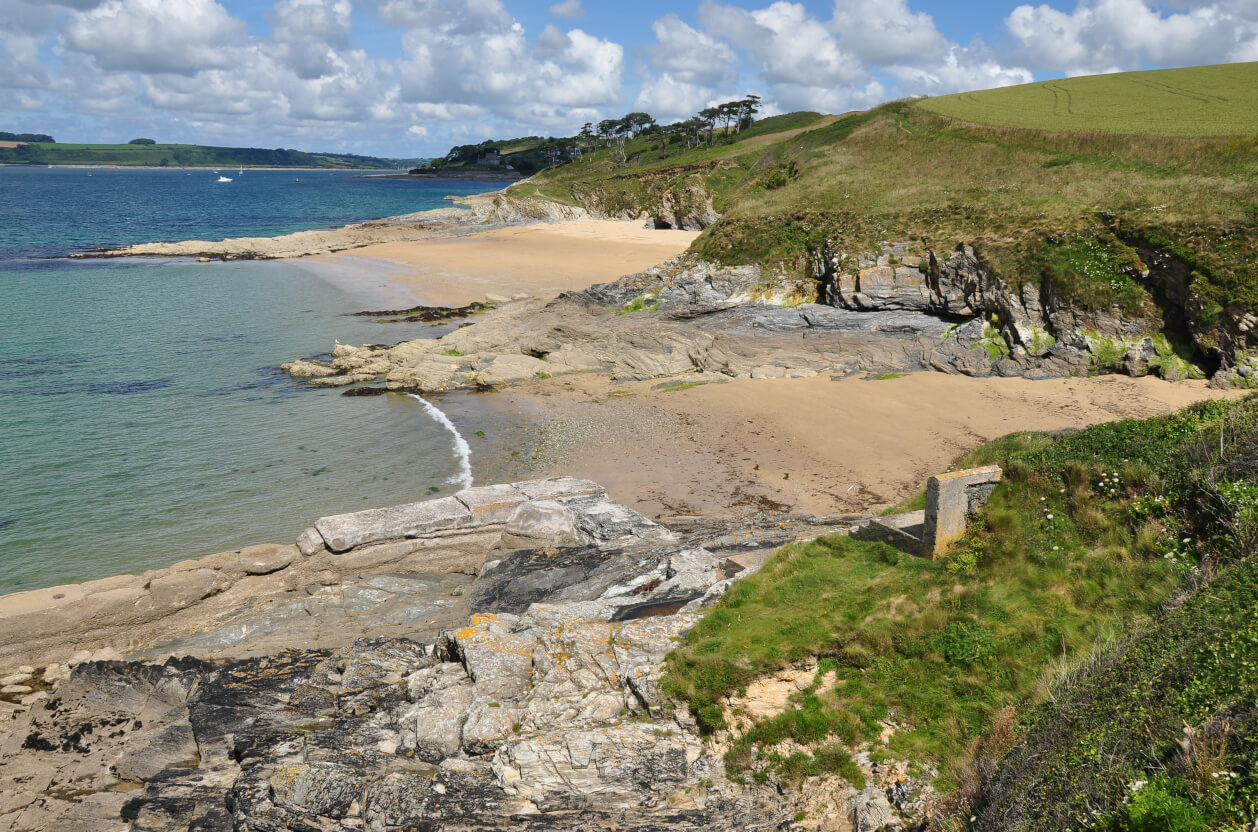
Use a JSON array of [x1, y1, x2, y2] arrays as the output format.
[[0, 167, 502, 593]]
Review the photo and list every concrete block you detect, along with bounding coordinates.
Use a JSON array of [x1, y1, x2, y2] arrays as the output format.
[[316, 496, 473, 553], [850, 511, 926, 557], [922, 465, 1002, 556], [455, 484, 529, 525]]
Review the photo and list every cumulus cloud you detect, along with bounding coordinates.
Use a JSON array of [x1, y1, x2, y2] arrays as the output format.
[[830, 0, 950, 64], [395, 0, 623, 127], [644, 15, 738, 88], [1005, 0, 1258, 74], [548, 0, 585, 18], [63, 0, 246, 75]]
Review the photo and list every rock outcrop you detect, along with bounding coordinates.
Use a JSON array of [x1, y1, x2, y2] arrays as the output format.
[[0, 482, 898, 832], [0, 478, 679, 672], [287, 258, 958, 393]]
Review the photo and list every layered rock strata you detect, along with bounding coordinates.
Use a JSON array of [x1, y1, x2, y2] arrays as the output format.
[[0, 478, 675, 672], [0, 482, 923, 832]]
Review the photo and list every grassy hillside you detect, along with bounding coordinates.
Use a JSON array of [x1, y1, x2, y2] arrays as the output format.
[[510, 64, 1258, 362], [917, 62, 1258, 137], [663, 394, 1258, 825], [0, 141, 405, 169]]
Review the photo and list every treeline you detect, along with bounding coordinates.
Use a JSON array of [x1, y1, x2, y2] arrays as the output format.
[[0, 131, 54, 143], [428, 95, 765, 173], [0, 142, 406, 169]]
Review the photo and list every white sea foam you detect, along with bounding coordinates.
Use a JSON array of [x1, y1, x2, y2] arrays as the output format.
[[408, 394, 473, 488]]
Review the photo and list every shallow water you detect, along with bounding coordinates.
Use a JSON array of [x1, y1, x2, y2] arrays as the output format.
[[0, 167, 501, 593]]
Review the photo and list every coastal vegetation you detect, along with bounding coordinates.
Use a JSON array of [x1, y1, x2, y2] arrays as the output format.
[[0, 139, 418, 169], [494, 62, 1258, 380], [664, 394, 1258, 826]]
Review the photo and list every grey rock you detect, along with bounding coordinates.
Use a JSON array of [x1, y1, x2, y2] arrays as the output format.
[[316, 496, 472, 553], [295, 526, 325, 556], [849, 785, 896, 832], [502, 500, 584, 548]]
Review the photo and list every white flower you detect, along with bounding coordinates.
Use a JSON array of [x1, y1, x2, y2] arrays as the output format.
[[1182, 537, 1191, 543], [1046, 514, 1054, 520], [1053, 546, 1059, 551]]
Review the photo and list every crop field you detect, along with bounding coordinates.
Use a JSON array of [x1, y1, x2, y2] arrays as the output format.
[[917, 61, 1258, 136]]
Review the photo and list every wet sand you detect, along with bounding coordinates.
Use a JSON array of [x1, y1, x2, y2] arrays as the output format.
[[451, 372, 1245, 521]]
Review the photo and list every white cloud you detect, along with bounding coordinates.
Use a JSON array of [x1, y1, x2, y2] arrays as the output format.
[[548, 0, 585, 19], [700, 1, 868, 89], [63, 0, 246, 75], [395, 2, 623, 129], [644, 15, 738, 88], [634, 72, 738, 122], [1005, 0, 1258, 74], [887, 47, 1034, 93], [830, 0, 950, 64]]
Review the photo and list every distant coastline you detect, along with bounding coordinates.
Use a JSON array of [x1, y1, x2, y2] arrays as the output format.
[[363, 170, 524, 181]]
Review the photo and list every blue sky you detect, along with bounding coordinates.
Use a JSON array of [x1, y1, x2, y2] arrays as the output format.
[[2, 0, 1256, 158]]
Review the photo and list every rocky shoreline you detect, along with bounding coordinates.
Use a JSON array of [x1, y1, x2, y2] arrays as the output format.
[[279, 234, 1256, 397], [0, 479, 927, 832]]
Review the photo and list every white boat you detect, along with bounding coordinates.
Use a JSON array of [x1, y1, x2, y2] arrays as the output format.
[[217, 176, 232, 182]]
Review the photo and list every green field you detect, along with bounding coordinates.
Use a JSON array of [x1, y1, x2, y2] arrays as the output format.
[[918, 61, 1258, 136], [0, 141, 410, 169]]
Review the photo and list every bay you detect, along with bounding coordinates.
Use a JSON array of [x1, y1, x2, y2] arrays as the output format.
[[0, 166, 501, 593]]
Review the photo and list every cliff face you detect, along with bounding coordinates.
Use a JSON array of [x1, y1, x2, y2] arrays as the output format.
[[811, 239, 1256, 385]]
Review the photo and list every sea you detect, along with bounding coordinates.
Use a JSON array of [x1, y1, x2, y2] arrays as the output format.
[[0, 166, 503, 594]]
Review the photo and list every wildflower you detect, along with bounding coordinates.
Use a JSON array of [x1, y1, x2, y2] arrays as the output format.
[[1046, 514, 1054, 520], [1053, 546, 1059, 551]]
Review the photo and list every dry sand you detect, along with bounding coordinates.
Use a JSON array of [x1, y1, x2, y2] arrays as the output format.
[[462, 372, 1244, 521], [305, 220, 700, 306]]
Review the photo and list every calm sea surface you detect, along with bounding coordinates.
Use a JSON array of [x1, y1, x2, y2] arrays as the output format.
[[0, 166, 500, 593]]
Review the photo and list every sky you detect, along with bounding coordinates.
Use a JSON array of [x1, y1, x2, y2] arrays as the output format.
[[2, 0, 1257, 158]]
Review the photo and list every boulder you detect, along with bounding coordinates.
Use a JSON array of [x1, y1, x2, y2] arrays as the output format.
[[281, 360, 337, 378]]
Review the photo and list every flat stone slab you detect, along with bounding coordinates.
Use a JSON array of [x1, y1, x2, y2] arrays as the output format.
[[316, 497, 473, 553], [512, 477, 605, 502], [455, 484, 528, 525]]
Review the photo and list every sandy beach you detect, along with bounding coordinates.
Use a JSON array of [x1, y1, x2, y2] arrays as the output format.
[[294, 217, 1243, 521], [457, 372, 1244, 521], [303, 219, 700, 306]]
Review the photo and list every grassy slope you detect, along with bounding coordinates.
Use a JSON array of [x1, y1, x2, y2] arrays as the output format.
[[663, 395, 1258, 820], [917, 62, 1258, 137], [513, 65, 1258, 339]]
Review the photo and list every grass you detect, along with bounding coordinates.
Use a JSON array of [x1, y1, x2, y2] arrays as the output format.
[[511, 67, 1258, 350], [973, 556, 1258, 831], [917, 62, 1258, 137], [664, 396, 1258, 793]]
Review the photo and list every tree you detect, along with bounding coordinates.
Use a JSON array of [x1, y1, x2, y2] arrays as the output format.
[[128, 138, 156, 145], [736, 94, 762, 133], [699, 107, 721, 146]]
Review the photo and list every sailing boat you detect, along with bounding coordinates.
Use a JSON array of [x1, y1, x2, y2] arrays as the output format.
[[217, 174, 232, 182]]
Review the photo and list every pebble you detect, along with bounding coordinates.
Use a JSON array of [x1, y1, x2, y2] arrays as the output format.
[[16, 666, 33, 675], [19, 691, 47, 707], [0, 673, 32, 687], [1, 685, 33, 695]]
